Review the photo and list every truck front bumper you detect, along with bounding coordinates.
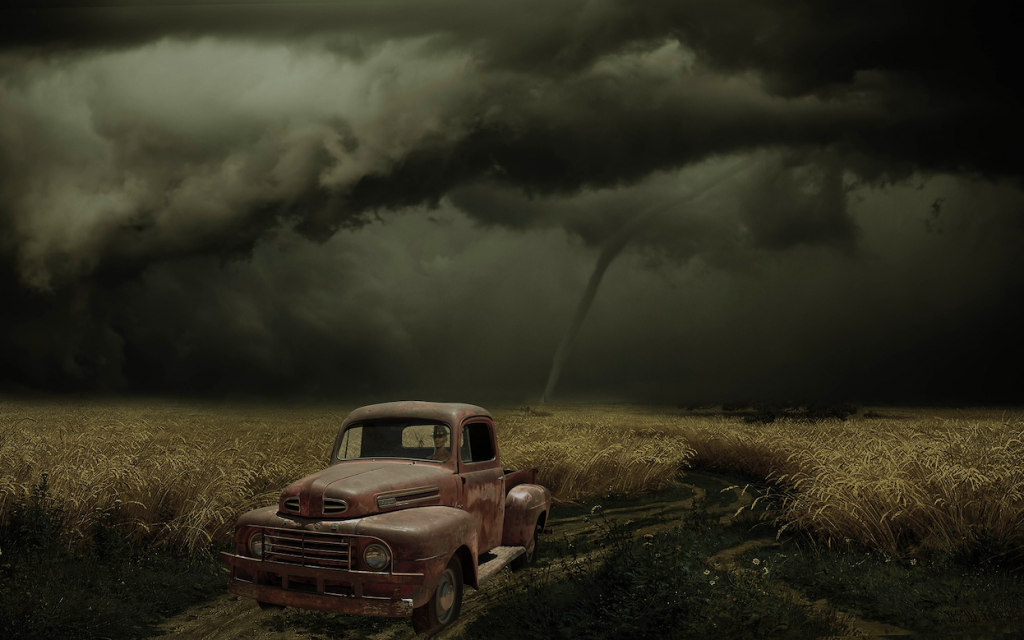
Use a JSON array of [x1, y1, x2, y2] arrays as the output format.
[[220, 552, 424, 617]]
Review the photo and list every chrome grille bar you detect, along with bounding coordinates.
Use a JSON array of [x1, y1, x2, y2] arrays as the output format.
[[376, 486, 440, 509], [267, 541, 348, 557], [262, 528, 352, 569], [322, 497, 348, 514], [282, 497, 300, 514], [396, 493, 438, 506]]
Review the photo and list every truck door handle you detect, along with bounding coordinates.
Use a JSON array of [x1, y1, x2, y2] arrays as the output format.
[[461, 477, 467, 485]]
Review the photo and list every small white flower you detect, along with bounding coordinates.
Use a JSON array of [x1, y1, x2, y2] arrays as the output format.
[[703, 569, 711, 576], [752, 558, 761, 566], [590, 505, 603, 514]]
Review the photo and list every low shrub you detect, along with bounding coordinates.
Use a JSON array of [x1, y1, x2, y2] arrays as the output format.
[[0, 476, 223, 640], [462, 501, 842, 640]]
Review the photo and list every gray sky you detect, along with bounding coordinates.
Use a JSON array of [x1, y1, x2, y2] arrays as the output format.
[[1, 1, 1022, 404]]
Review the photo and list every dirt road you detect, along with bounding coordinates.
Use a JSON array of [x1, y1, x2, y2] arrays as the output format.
[[155, 470, 911, 640]]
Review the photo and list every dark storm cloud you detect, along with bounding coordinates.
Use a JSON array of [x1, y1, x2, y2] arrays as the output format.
[[85, 212, 588, 400], [1, 0, 1023, 401], [335, 0, 1023, 220], [0, 34, 887, 290], [3, 1, 1019, 285], [2, 0, 616, 64], [658, 1, 1022, 182], [48, 179, 1018, 404], [7, 1, 1021, 175], [0, 38, 478, 287], [0, 265, 127, 393], [737, 151, 857, 253]]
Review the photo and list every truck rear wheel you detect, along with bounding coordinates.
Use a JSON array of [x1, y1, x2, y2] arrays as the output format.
[[511, 517, 541, 571], [412, 555, 463, 635]]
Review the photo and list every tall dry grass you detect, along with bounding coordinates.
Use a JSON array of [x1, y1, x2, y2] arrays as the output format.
[[494, 407, 695, 501], [0, 399, 341, 551], [0, 400, 695, 552], [501, 405, 1024, 557], [2, 399, 1022, 559], [676, 412, 1024, 556]]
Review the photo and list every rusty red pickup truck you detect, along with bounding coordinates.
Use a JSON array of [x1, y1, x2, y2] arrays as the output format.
[[220, 401, 552, 634]]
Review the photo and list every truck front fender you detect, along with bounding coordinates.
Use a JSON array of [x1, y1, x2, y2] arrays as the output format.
[[501, 484, 551, 548], [354, 506, 482, 589]]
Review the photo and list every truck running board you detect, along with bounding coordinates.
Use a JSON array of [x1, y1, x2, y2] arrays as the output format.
[[476, 546, 526, 584]]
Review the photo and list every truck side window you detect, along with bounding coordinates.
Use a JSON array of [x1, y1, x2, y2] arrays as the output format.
[[461, 423, 495, 463]]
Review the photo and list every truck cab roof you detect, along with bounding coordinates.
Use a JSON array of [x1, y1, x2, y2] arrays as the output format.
[[341, 401, 492, 427]]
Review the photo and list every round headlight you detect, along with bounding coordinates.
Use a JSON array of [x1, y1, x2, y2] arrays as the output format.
[[363, 543, 391, 570], [247, 531, 265, 558]]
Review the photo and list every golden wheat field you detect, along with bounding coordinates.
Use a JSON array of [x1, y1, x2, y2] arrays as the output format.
[[1, 398, 1022, 559]]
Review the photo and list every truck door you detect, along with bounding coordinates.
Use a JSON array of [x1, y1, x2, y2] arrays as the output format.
[[458, 421, 505, 552]]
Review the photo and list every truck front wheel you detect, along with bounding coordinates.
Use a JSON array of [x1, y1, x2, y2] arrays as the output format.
[[412, 555, 463, 635]]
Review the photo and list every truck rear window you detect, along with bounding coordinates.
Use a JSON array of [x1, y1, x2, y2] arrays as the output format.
[[336, 422, 452, 462]]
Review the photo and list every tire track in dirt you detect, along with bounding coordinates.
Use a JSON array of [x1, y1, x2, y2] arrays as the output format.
[[707, 539, 913, 639], [155, 470, 911, 640]]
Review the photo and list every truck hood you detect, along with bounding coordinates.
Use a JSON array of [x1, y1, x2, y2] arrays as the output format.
[[278, 460, 456, 519]]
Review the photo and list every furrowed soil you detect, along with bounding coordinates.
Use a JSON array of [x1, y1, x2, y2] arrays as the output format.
[[155, 470, 921, 640]]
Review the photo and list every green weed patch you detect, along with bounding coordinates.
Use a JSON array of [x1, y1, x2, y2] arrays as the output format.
[[0, 475, 224, 640], [461, 501, 841, 640], [759, 544, 1024, 637]]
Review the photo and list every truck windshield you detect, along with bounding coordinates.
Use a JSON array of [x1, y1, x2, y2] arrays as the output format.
[[336, 422, 452, 463]]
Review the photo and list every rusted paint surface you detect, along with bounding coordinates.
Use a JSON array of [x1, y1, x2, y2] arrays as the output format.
[[333, 402, 492, 461], [340, 401, 491, 426], [280, 461, 459, 520], [503, 467, 538, 493], [460, 462, 505, 551], [456, 416, 505, 551], [352, 506, 479, 562], [222, 401, 551, 620], [501, 484, 551, 548]]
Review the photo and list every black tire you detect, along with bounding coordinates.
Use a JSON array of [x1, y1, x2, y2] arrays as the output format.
[[511, 518, 541, 571], [412, 555, 463, 635]]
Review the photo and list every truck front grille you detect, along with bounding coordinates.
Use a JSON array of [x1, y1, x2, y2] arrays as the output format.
[[263, 528, 351, 569]]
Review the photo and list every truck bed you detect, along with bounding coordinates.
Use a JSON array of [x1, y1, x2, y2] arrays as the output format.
[[502, 468, 539, 494]]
